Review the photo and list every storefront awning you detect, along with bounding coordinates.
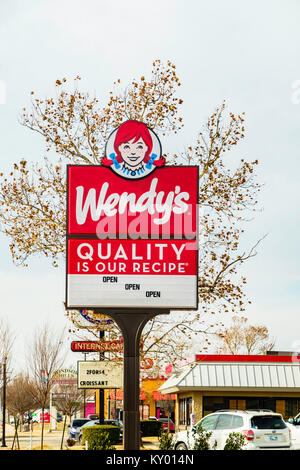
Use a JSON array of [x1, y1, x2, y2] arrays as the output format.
[[159, 360, 300, 394]]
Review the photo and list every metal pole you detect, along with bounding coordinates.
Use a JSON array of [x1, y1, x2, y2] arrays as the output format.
[[104, 310, 169, 450], [83, 353, 86, 418], [99, 330, 105, 424], [1, 360, 7, 447]]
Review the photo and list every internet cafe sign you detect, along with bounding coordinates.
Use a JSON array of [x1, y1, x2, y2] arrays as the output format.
[[66, 120, 198, 310]]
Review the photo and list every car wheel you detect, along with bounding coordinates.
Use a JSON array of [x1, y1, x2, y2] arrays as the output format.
[[175, 442, 188, 450]]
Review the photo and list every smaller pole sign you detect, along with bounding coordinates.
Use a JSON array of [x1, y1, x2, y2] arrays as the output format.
[[71, 341, 123, 353], [77, 361, 123, 389]]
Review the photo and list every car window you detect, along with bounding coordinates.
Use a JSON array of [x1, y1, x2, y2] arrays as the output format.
[[72, 419, 90, 427], [82, 420, 98, 428], [215, 414, 233, 430], [251, 415, 287, 430], [199, 414, 219, 431], [232, 416, 244, 429]]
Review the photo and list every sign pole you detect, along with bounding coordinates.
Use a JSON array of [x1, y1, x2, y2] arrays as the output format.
[[103, 309, 169, 451], [99, 330, 105, 424]]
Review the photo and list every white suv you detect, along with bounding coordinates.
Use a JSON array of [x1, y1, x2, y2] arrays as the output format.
[[174, 410, 291, 450]]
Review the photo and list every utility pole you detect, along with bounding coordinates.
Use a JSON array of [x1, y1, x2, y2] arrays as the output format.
[[1, 360, 7, 447]]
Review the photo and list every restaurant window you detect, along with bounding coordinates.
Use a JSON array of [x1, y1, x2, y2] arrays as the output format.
[[179, 397, 192, 425], [203, 396, 229, 416], [285, 399, 300, 419], [246, 397, 276, 412]]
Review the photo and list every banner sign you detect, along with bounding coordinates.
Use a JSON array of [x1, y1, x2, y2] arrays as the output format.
[[77, 361, 123, 389], [66, 120, 198, 311]]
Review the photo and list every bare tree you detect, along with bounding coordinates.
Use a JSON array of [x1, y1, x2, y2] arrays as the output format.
[[215, 316, 276, 355], [26, 323, 66, 450], [0, 318, 15, 438], [0, 318, 15, 375], [6, 373, 37, 430]]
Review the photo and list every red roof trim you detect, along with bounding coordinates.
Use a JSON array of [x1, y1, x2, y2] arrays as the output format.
[[194, 355, 300, 363]]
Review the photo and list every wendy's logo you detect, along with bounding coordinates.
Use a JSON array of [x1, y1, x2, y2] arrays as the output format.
[[102, 120, 165, 179]]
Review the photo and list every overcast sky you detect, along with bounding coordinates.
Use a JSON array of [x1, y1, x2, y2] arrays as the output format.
[[0, 0, 300, 370]]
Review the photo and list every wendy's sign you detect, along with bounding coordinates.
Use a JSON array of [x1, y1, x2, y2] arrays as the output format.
[[66, 120, 198, 310]]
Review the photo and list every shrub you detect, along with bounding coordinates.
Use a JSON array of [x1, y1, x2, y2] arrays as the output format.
[[140, 420, 163, 437], [158, 429, 174, 450], [223, 432, 246, 450], [82, 425, 120, 450], [192, 424, 215, 450]]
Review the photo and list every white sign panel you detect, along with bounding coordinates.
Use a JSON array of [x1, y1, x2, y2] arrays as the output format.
[[77, 361, 123, 389]]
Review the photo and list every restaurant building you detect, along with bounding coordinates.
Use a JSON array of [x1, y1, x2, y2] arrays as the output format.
[[159, 354, 300, 430], [92, 377, 176, 421]]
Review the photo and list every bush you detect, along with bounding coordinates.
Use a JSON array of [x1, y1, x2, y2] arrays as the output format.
[[82, 425, 120, 450], [192, 424, 215, 450], [223, 432, 246, 450], [140, 420, 163, 437], [158, 429, 174, 450]]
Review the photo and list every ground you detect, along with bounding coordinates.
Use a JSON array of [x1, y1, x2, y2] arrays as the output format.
[[0, 423, 159, 451]]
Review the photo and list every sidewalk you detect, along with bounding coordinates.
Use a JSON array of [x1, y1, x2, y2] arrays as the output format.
[[0, 424, 160, 451]]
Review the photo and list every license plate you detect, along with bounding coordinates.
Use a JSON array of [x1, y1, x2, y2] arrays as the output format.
[[269, 435, 278, 441]]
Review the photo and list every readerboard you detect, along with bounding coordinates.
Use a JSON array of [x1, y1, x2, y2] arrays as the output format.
[[77, 361, 123, 389], [67, 238, 197, 308]]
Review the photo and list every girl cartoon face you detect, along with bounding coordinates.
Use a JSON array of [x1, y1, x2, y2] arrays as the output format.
[[118, 137, 148, 168], [103, 120, 165, 179]]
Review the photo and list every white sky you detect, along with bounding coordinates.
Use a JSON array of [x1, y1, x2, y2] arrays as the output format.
[[0, 0, 300, 370]]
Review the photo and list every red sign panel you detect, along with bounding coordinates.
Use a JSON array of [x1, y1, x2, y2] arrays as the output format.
[[67, 166, 198, 238]]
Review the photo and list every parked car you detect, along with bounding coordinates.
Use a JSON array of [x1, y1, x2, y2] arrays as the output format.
[[174, 410, 292, 450], [78, 418, 123, 443], [68, 418, 91, 440], [158, 418, 175, 432], [148, 416, 158, 420], [285, 413, 300, 449]]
